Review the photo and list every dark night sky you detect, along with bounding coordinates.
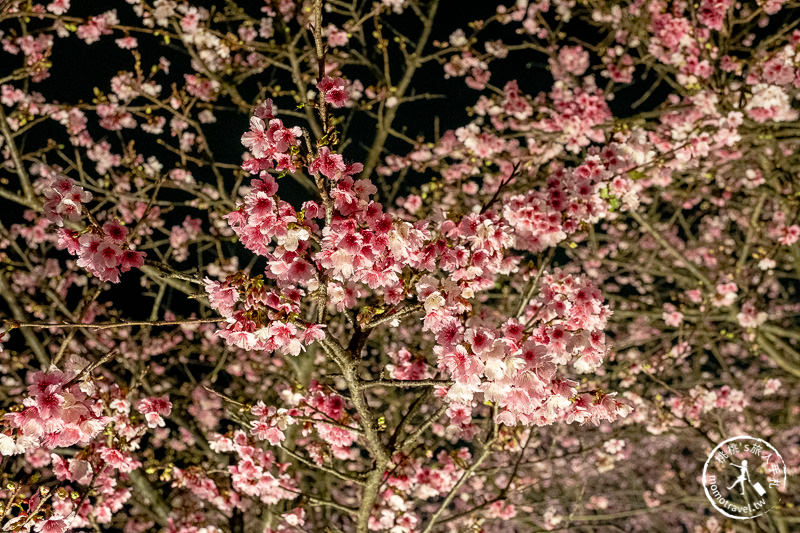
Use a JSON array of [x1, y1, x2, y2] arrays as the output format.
[[2, 0, 659, 321]]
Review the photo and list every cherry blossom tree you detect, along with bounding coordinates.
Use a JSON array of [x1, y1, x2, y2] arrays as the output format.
[[1, 0, 799, 532]]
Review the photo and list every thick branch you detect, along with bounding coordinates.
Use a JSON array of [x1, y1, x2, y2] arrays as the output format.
[[358, 378, 453, 390], [128, 470, 169, 525], [0, 104, 35, 200], [0, 274, 48, 366]]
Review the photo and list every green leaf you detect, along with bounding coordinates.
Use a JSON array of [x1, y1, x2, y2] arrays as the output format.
[[628, 170, 646, 180]]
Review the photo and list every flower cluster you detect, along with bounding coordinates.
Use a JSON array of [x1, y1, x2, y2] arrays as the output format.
[[504, 147, 638, 253], [204, 273, 326, 354], [426, 270, 629, 427], [250, 401, 295, 446], [56, 222, 145, 283], [666, 385, 748, 426], [317, 76, 349, 107], [209, 431, 297, 505], [42, 176, 92, 227], [0, 370, 109, 456], [240, 99, 303, 172], [135, 395, 172, 428], [369, 450, 465, 531], [299, 383, 358, 455]]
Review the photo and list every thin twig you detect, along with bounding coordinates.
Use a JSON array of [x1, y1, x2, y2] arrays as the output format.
[[6, 317, 225, 330]]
